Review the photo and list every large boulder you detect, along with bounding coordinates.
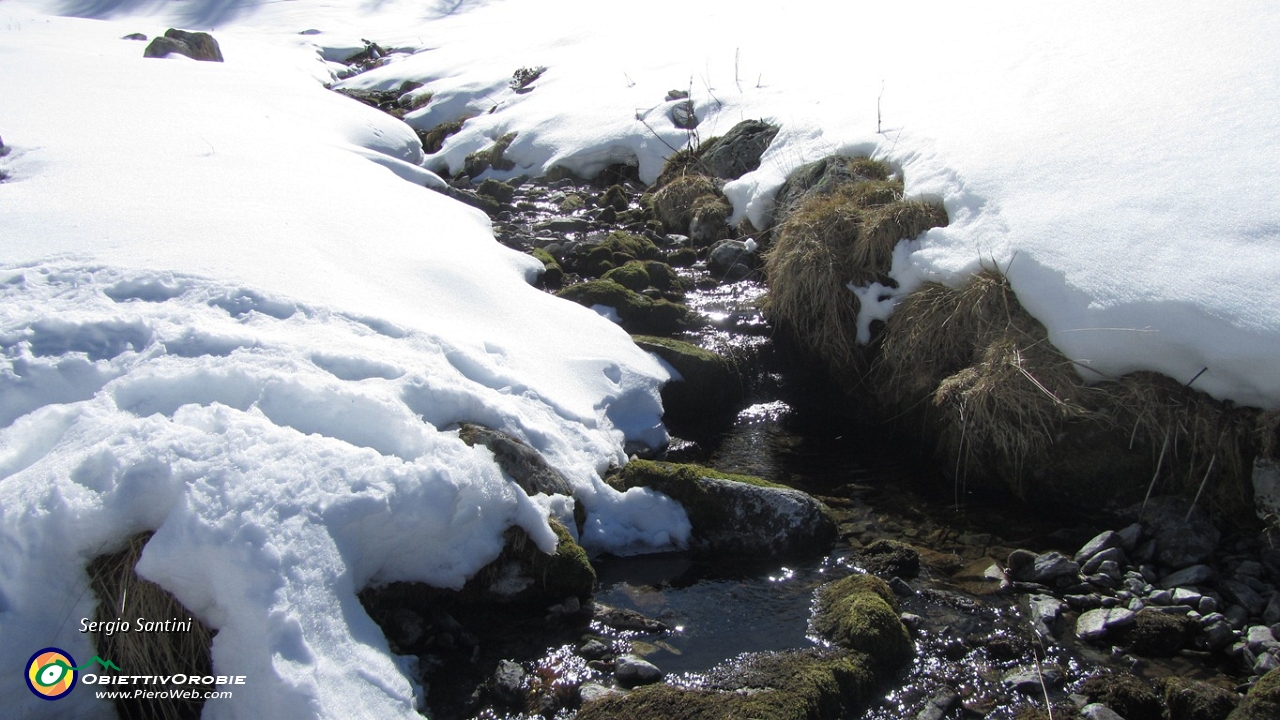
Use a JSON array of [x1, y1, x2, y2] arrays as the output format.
[[697, 120, 779, 181], [608, 460, 837, 558], [631, 336, 743, 431], [143, 29, 224, 62]]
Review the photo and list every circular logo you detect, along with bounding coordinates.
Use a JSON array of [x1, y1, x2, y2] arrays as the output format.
[[26, 648, 78, 700]]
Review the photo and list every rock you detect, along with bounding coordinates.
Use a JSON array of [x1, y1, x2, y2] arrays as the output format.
[[488, 659, 526, 708], [1131, 496, 1220, 569], [1008, 548, 1037, 578], [1122, 609, 1198, 656], [615, 654, 663, 688], [577, 648, 877, 720], [707, 239, 757, 282], [1264, 593, 1280, 626], [1159, 564, 1216, 589], [859, 538, 921, 579], [556, 279, 692, 335], [457, 423, 575, 498], [122, 32, 148, 41], [1117, 523, 1144, 552], [143, 28, 224, 62], [608, 460, 838, 558], [812, 573, 914, 669], [463, 132, 517, 177], [578, 681, 621, 704], [1081, 703, 1128, 720], [1080, 673, 1163, 720], [1227, 668, 1280, 719], [631, 337, 743, 432], [1084, 547, 1129, 574], [1078, 530, 1124, 563], [591, 603, 668, 634], [772, 154, 891, 226], [696, 120, 779, 181], [1078, 608, 1137, 642], [915, 688, 960, 720], [1254, 458, 1280, 528], [1028, 551, 1082, 583], [1222, 580, 1267, 616], [1028, 594, 1068, 639], [1204, 620, 1236, 650], [1246, 625, 1277, 651], [464, 520, 595, 602], [670, 100, 697, 130], [1004, 664, 1063, 693], [687, 194, 732, 245], [476, 178, 515, 204], [1162, 676, 1239, 717], [578, 638, 610, 660]]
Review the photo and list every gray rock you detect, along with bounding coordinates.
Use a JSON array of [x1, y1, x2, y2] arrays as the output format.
[[1203, 620, 1236, 650], [489, 659, 526, 707], [1083, 547, 1128, 574], [615, 654, 663, 688], [707, 239, 755, 282], [1004, 665, 1063, 693], [670, 101, 697, 130], [578, 639, 610, 660], [1172, 588, 1204, 606], [697, 120, 779, 181], [1158, 564, 1215, 589], [1116, 523, 1144, 552], [1132, 496, 1220, 568], [1080, 703, 1128, 720], [1029, 551, 1081, 583], [457, 423, 574, 498], [915, 688, 960, 720], [1199, 595, 1220, 615], [1246, 624, 1277, 650], [1254, 649, 1279, 675], [1226, 604, 1250, 629], [1077, 607, 1137, 642], [1028, 594, 1067, 639], [578, 681, 621, 704], [1076, 530, 1123, 563], [1222, 579, 1267, 615], [1007, 549, 1037, 578], [1267, 594, 1280, 626], [143, 28, 224, 62]]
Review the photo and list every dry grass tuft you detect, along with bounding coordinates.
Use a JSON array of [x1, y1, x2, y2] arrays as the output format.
[[651, 174, 720, 232], [87, 532, 214, 720]]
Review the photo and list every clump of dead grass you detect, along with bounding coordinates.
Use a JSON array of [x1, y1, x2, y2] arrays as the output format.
[[87, 532, 215, 720], [651, 174, 721, 233], [763, 172, 947, 379]]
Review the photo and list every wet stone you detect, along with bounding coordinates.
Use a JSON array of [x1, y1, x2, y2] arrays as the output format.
[[614, 654, 663, 688], [1077, 530, 1123, 563], [1223, 580, 1267, 615], [1004, 664, 1063, 693], [915, 687, 960, 720], [1078, 608, 1137, 642], [1027, 551, 1081, 584], [1080, 703, 1127, 720]]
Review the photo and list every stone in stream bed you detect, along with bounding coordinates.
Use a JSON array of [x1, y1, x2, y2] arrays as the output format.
[[577, 648, 878, 720], [811, 573, 913, 669], [607, 460, 838, 558], [631, 336, 744, 432], [1077, 607, 1137, 642], [614, 654, 664, 688], [1227, 668, 1280, 720]]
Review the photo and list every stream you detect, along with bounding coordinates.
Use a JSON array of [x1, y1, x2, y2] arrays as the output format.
[[420, 172, 1260, 720]]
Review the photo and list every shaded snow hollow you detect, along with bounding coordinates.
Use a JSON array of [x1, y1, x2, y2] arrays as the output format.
[[2, 0, 1279, 718]]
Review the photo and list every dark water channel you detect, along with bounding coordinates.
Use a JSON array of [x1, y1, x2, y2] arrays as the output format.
[[452, 174, 1248, 720]]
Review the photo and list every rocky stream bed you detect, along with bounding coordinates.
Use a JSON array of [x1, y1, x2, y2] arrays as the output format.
[[346, 169, 1280, 720]]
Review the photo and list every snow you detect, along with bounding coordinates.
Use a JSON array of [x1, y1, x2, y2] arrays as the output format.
[[2, 0, 1279, 716]]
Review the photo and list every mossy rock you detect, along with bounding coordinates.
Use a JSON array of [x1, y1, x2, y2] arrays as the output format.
[[1158, 676, 1238, 720], [666, 247, 698, 268], [458, 423, 573, 498], [858, 538, 921, 579], [697, 119, 779, 181], [599, 230, 663, 261], [556, 279, 692, 335], [1079, 672, 1163, 720], [608, 460, 838, 558], [577, 648, 875, 720], [476, 178, 515, 204], [463, 519, 595, 602], [1228, 669, 1280, 720], [530, 248, 564, 288], [812, 574, 913, 670], [641, 261, 682, 292], [581, 245, 616, 277], [559, 193, 586, 212], [688, 194, 732, 246], [1119, 608, 1198, 657], [602, 261, 651, 292], [632, 336, 743, 431], [599, 184, 629, 211], [463, 131, 517, 177], [419, 116, 469, 154]]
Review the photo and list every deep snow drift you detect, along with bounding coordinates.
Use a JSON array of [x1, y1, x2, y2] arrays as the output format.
[[3, 0, 1279, 717]]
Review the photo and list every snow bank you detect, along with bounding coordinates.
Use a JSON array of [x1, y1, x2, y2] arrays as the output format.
[[0, 7, 688, 717]]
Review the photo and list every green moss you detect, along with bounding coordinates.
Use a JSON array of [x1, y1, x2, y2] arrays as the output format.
[[463, 519, 595, 601], [476, 178, 515, 204], [666, 247, 698, 268], [1229, 669, 1280, 720], [463, 131, 517, 177], [418, 116, 470, 154], [602, 261, 651, 292], [812, 574, 912, 670], [559, 193, 586, 212], [599, 184, 629, 211], [641, 261, 683, 291], [555, 280, 691, 335], [599, 230, 662, 261], [1080, 673, 1162, 720], [1158, 676, 1238, 720], [577, 650, 875, 720], [612, 458, 786, 494], [530, 248, 563, 288]]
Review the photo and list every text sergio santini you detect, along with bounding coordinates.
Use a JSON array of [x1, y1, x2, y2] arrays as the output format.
[[81, 616, 194, 635]]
